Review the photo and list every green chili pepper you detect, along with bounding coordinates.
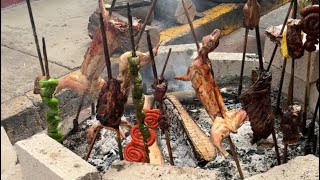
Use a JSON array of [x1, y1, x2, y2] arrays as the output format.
[[48, 131, 63, 143], [42, 97, 59, 109], [40, 78, 59, 88], [40, 87, 55, 98], [47, 109, 59, 119], [138, 123, 150, 141]]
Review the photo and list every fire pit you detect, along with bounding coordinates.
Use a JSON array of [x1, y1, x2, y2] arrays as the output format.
[[62, 76, 319, 179]]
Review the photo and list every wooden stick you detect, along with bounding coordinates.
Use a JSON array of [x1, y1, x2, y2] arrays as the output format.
[[164, 129, 174, 165], [41, 37, 50, 80], [127, 3, 136, 57], [160, 48, 172, 80], [116, 128, 124, 160], [26, 0, 45, 76], [91, 102, 95, 119], [135, 0, 159, 50], [238, 28, 249, 96], [275, 58, 287, 115], [227, 136, 244, 180], [272, 128, 281, 165], [181, 0, 200, 52], [267, 0, 294, 71], [85, 126, 102, 161], [146, 30, 158, 84], [255, 25, 264, 71], [302, 52, 312, 134], [100, 13, 112, 79]]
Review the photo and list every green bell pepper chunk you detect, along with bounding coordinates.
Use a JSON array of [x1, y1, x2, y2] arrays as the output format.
[[47, 109, 59, 119], [40, 87, 55, 98]]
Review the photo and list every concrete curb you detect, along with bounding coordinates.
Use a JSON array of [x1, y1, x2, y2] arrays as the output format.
[[160, 0, 290, 45], [15, 133, 101, 180]]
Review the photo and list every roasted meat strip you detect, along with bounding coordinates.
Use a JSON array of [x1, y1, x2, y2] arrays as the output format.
[[175, 29, 226, 119], [239, 70, 274, 144], [243, 0, 261, 30]]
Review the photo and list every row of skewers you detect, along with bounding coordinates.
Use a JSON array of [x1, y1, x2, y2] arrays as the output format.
[[27, 0, 319, 179]]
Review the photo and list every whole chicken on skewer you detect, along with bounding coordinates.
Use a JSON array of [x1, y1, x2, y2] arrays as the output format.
[[54, 9, 142, 96], [175, 29, 226, 120]]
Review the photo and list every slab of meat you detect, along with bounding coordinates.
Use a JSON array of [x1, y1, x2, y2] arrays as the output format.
[[265, 26, 282, 45], [210, 109, 248, 158], [243, 0, 260, 30], [175, 29, 226, 120], [286, 19, 304, 59], [239, 70, 274, 144], [55, 0, 142, 96], [281, 104, 302, 144]]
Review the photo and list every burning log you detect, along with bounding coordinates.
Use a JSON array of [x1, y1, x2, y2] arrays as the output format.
[[155, 0, 196, 25], [239, 71, 274, 144]]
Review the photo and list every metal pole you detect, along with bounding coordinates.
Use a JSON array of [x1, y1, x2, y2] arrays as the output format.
[[275, 58, 287, 115], [182, 0, 200, 52], [238, 28, 249, 96], [100, 13, 112, 79]]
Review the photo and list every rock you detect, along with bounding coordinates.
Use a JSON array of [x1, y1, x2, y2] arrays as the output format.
[[245, 155, 319, 180]]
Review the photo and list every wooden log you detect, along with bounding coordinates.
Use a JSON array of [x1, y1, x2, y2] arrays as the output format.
[[143, 95, 164, 165], [155, 0, 196, 25], [88, 10, 160, 53]]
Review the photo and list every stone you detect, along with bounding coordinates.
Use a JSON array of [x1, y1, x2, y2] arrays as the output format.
[[103, 160, 220, 180], [15, 133, 100, 180], [1, 127, 18, 174], [245, 155, 319, 180]]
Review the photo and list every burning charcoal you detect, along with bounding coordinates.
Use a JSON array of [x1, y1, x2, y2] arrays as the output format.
[[281, 104, 302, 144], [239, 71, 274, 144]]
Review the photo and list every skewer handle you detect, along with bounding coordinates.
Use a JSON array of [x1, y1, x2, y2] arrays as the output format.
[[42, 37, 50, 80], [160, 48, 172, 80], [127, 3, 136, 57]]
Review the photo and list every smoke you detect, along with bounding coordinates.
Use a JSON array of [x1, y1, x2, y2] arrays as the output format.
[[140, 48, 197, 93]]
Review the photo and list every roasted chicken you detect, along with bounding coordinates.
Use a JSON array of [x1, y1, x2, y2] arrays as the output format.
[[210, 109, 248, 158], [175, 29, 226, 120]]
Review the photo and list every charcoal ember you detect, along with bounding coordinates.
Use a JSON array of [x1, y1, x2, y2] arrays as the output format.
[[286, 19, 304, 59], [280, 104, 302, 144], [158, 115, 170, 131], [239, 70, 274, 144], [96, 78, 126, 129], [152, 79, 168, 103]]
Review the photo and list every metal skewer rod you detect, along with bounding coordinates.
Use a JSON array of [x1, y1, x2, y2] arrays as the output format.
[[108, 0, 117, 16], [85, 126, 102, 161], [160, 48, 172, 80], [135, 0, 159, 50], [72, 96, 85, 133], [287, 58, 295, 105], [182, 0, 200, 52], [127, 3, 136, 57], [255, 25, 264, 71], [42, 37, 50, 80], [227, 136, 244, 179], [238, 28, 249, 96], [302, 52, 312, 134], [267, 0, 294, 71], [116, 128, 124, 160], [100, 13, 113, 79], [272, 128, 281, 165], [275, 58, 287, 115], [26, 0, 45, 76], [146, 30, 158, 84]]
